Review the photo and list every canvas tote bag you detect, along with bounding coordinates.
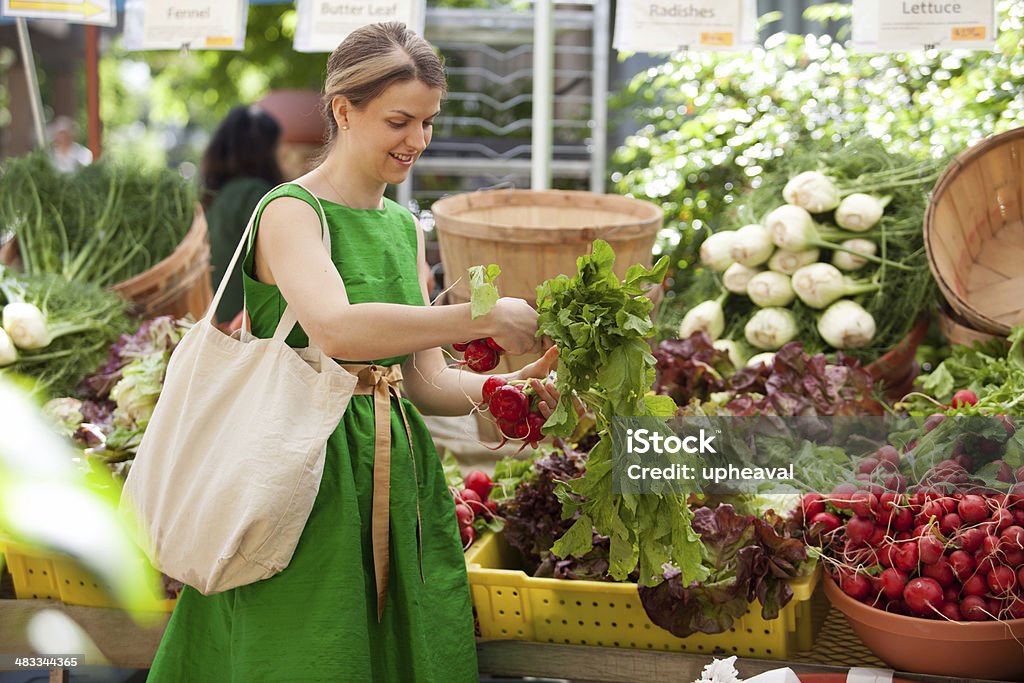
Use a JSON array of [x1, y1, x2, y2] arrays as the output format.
[[121, 183, 358, 595]]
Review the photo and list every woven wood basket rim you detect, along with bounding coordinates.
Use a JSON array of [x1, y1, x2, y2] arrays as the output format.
[[924, 126, 1024, 336]]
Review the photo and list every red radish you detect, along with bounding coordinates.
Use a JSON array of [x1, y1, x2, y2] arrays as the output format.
[[858, 457, 880, 475], [939, 513, 963, 535], [1001, 525, 1024, 550], [922, 557, 956, 588], [957, 527, 986, 553], [953, 453, 973, 471], [903, 577, 943, 615], [525, 411, 546, 445], [962, 574, 988, 596], [918, 534, 945, 565], [996, 414, 1015, 436], [484, 337, 504, 352], [846, 516, 875, 545], [890, 507, 914, 532], [840, 573, 871, 601], [938, 602, 962, 621], [850, 492, 878, 518], [464, 470, 494, 500], [489, 385, 529, 422], [867, 525, 887, 547], [987, 566, 1018, 595], [948, 550, 976, 581], [496, 417, 529, 440], [958, 495, 989, 524], [809, 511, 841, 534], [1007, 596, 1024, 619], [924, 413, 946, 432], [802, 493, 826, 519], [989, 507, 1014, 532], [876, 444, 901, 468], [893, 542, 920, 573], [464, 339, 500, 372], [879, 567, 908, 601], [455, 503, 474, 527], [995, 460, 1014, 484], [830, 483, 859, 509], [1018, 566, 1024, 588], [484, 499, 498, 516], [452, 341, 470, 352], [459, 487, 483, 507], [481, 376, 507, 403], [951, 389, 978, 408], [960, 594, 989, 621], [460, 524, 476, 546], [1002, 548, 1024, 566]]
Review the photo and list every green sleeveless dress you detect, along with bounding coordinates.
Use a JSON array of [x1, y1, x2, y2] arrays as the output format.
[[147, 184, 478, 682]]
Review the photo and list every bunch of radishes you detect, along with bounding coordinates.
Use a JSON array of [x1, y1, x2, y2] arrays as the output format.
[[451, 469, 497, 549], [480, 376, 546, 449], [805, 483, 1024, 622], [453, 337, 504, 372]]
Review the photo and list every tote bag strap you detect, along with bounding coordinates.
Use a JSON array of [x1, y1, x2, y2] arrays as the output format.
[[206, 182, 332, 346]]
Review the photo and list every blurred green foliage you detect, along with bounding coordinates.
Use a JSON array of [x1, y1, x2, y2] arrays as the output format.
[[610, 0, 1024, 291]]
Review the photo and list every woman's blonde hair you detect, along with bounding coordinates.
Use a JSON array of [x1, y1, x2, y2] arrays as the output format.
[[321, 22, 447, 144]]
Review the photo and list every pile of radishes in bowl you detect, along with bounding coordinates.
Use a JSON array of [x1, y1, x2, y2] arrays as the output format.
[[802, 414, 1024, 623]]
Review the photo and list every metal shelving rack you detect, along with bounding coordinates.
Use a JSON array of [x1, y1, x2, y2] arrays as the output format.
[[397, 1, 610, 208]]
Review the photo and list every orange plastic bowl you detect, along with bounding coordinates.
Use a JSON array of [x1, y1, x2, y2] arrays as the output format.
[[823, 575, 1024, 680]]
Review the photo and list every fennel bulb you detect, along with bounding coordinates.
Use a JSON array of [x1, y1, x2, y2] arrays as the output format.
[[2, 302, 51, 350], [729, 224, 774, 267], [768, 248, 820, 275], [782, 171, 841, 213], [746, 352, 776, 368], [722, 263, 760, 294], [746, 271, 795, 308], [700, 232, 738, 272], [0, 328, 16, 366], [818, 300, 877, 349], [744, 308, 798, 350], [835, 194, 889, 232], [712, 339, 745, 369], [832, 239, 877, 271], [679, 298, 726, 340], [791, 263, 879, 309]]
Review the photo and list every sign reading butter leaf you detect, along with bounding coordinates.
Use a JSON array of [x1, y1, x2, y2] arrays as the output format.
[[294, 0, 426, 54], [123, 0, 247, 51], [1, 0, 115, 27], [613, 0, 755, 54], [852, 0, 996, 52]]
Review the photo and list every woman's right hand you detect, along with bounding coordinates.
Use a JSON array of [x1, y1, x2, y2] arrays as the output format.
[[484, 297, 543, 356]]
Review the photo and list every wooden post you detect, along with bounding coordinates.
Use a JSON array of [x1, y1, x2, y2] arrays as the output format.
[[85, 24, 101, 160], [49, 668, 69, 683]]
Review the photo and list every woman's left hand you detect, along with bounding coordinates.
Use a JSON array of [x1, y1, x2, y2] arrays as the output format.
[[509, 345, 560, 419]]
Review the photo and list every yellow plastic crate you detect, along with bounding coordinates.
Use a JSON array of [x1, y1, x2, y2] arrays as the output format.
[[467, 532, 826, 659], [1, 541, 176, 612]]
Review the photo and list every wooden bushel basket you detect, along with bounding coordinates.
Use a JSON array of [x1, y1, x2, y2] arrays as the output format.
[[924, 126, 1024, 336], [432, 189, 663, 378], [0, 206, 212, 321], [432, 189, 663, 306]]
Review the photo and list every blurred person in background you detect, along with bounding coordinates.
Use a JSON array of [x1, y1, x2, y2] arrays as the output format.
[[48, 116, 92, 173], [200, 105, 284, 323]]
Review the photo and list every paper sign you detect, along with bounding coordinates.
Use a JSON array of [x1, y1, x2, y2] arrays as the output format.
[[1, 0, 115, 26], [122, 0, 248, 51], [294, 0, 426, 54], [613, 0, 754, 54], [852, 0, 996, 52]]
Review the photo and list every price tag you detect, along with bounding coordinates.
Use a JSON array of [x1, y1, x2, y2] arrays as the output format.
[[294, 0, 426, 54], [122, 0, 248, 51], [0, 0, 115, 27], [613, 0, 755, 54], [852, 0, 996, 52]]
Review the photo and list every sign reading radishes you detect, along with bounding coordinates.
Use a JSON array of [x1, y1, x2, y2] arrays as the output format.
[[294, 0, 425, 53], [852, 0, 996, 52], [123, 0, 247, 51], [613, 0, 755, 54]]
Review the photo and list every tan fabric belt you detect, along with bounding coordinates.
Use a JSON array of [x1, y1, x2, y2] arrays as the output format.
[[342, 363, 423, 622]]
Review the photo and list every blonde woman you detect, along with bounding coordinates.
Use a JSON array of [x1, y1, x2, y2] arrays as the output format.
[[148, 22, 559, 682]]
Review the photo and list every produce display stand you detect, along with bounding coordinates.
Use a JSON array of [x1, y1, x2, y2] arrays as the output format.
[[0, 593, 1009, 683]]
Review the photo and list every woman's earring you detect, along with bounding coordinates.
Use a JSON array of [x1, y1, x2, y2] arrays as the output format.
[[342, 124, 349, 131]]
